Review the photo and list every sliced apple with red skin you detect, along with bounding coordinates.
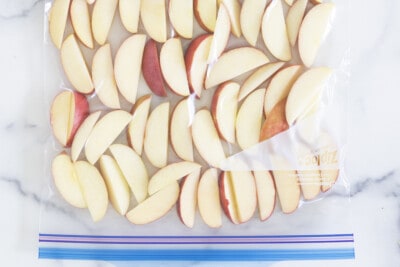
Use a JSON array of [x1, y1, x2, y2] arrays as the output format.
[[194, 0, 217, 32], [74, 160, 109, 222], [92, 44, 120, 109], [286, 0, 308, 47], [114, 34, 146, 104], [253, 171, 275, 221], [297, 144, 321, 200], [239, 61, 285, 101], [127, 94, 152, 156], [160, 38, 190, 96], [260, 98, 289, 141], [49, 0, 71, 49], [192, 109, 226, 168], [85, 110, 132, 164], [144, 102, 170, 168], [91, 0, 118, 45], [240, 0, 268, 46], [207, 3, 231, 64], [61, 34, 93, 94], [299, 3, 336, 67], [140, 0, 167, 43], [170, 98, 194, 161], [177, 169, 201, 228], [142, 40, 167, 97], [211, 82, 239, 144], [262, 0, 291, 61], [219, 0, 241, 37], [50, 90, 89, 147], [185, 34, 213, 97], [169, 0, 193, 39], [109, 144, 149, 204], [119, 0, 141, 33], [236, 88, 266, 150], [126, 181, 180, 225], [70, 0, 93, 48], [205, 47, 270, 89], [198, 168, 222, 228]]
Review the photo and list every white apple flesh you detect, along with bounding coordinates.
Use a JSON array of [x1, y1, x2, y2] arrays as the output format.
[[49, 0, 71, 49], [177, 169, 201, 228], [119, 0, 141, 33], [207, 3, 231, 64], [240, 0, 268, 46], [198, 168, 222, 228], [140, 0, 167, 43], [253, 171, 276, 221], [70, 0, 93, 48], [91, 0, 118, 45], [194, 0, 217, 32], [169, 0, 193, 39], [286, 0, 308, 47]]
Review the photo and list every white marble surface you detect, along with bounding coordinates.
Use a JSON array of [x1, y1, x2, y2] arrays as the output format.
[[0, 0, 399, 266]]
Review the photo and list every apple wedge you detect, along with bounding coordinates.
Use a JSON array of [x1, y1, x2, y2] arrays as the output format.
[[74, 160, 109, 222], [211, 82, 239, 144], [144, 102, 170, 168], [286, 0, 308, 47], [238, 61, 285, 101], [170, 98, 194, 161], [127, 94, 152, 155], [70, 0, 93, 49], [260, 98, 289, 141], [52, 153, 86, 208], [284, 0, 295, 6], [114, 34, 146, 104], [50, 90, 89, 147], [219, 0, 241, 37], [311, 0, 323, 4], [92, 44, 120, 109], [205, 47, 270, 89], [142, 40, 167, 97], [177, 169, 201, 228], [236, 88, 266, 150], [169, 0, 193, 39], [198, 168, 222, 228], [49, 0, 71, 49], [299, 3, 336, 67], [185, 34, 213, 97], [207, 3, 231, 64], [262, 0, 291, 61], [253, 171, 276, 221], [119, 0, 141, 33], [297, 145, 321, 200], [87, 0, 95, 4], [92, 0, 118, 45], [60, 34, 93, 94], [160, 38, 190, 96], [126, 181, 180, 225], [240, 0, 268, 46], [140, 0, 167, 43], [194, 0, 217, 32], [192, 109, 226, 168], [85, 110, 132, 164]]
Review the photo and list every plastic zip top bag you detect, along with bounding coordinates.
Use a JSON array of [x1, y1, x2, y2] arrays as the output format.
[[40, 0, 353, 264]]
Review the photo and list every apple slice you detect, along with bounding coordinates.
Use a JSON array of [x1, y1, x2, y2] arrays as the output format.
[[140, 0, 167, 43], [299, 3, 336, 67], [160, 38, 190, 96], [50, 90, 89, 147], [85, 110, 132, 164], [236, 88, 266, 150], [205, 47, 270, 89], [74, 160, 109, 222], [264, 65, 303, 116], [297, 145, 321, 200], [177, 169, 201, 228], [92, 44, 120, 109], [87, 0, 95, 4], [170, 98, 194, 161], [148, 161, 202, 195], [142, 40, 167, 97], [109, 144, 149, 204], [253, 171, 275, 221], [144, 102, 170, 168], [260, 98, 289, 141], [239, 61, 285, 101], [207, 3, 231, 64], [185, 34, 213, 97], [286, 67, 332, 125], [286, 0, 308, 47], [169, 0, 193, 39], [261, 0, 291, 61], [126, 181, 180, 224], [211, 82, 239, 144], [284, 0, 295, 6], [240, 0, 268, 46], [60, 34, 93, 94], [311, 0, 323, 4], [52, 153, 86, 208], [194, 0, 217, 32], [127, 94, 152, 155], [219, 0, 241, 37], [71, 111, 101, 161], [49, 0, 71, 49], [192, 109, 226, 168], [70, 0, 93, 48], [92, 0, 118, 45], [198, 168, 222, 228], [114, 34, 146, 104], [119, 0, 141, 33], [219, 171, 257, 224]]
